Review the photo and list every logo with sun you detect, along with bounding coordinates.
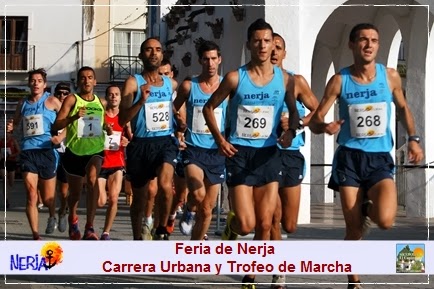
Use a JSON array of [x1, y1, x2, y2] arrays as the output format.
[[396, 244, 425, 273], [41, 242, 64, 270]]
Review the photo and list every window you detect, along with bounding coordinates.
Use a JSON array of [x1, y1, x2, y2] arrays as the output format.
[[0, 16, 28, 70], [113, 30, 146, 56]]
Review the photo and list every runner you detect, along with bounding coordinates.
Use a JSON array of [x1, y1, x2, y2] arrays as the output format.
[[309, 23, 424, 288]]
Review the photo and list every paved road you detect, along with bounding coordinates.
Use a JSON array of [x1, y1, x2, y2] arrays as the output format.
[[0, 181, 432, 288]]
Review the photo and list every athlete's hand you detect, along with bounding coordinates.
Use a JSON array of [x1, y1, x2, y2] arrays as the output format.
[[218, 140, 237, 157], [280, 115, 289, 131], [407, 141, 424, 164], [120, 136, 129, 147], [51, 135, 63, 145], [278, 130, 295, 148], [104, 123, 113, 136], [176, 131, 187, 150], [74, 106, 86, 120], [324, 119, 344, 135], [139, 83, 151, 104], [6, 119, 14, 133]]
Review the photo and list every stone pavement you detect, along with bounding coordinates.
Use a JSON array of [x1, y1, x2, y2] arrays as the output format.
[[0, 181, 432, 289]]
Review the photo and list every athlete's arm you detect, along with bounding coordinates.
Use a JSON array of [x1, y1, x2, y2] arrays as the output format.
[[10, 138, 20, 158], [203, 70, 238, 157], [173, 79, 190, 132], [51, 127, 67, 146], [279, 73, 299, 148], [309, 74, 344, 135], [7, 99, 24, 133], [295, 74, 319, 126], [388, 68, 423, 164], [119, 75, 146, 127], [52, 94, 82, 131]]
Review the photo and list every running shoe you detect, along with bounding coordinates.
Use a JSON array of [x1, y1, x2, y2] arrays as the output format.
[[68, 218, 81, 240], [82, 226, 99, 240], [141, 223, 153, 240], [179, 209, 195, 235], [222, 211, 238, 240], [58, 213, 67, 233], [100, 233, 111, 240], [153, 226, 169, 240], [45, 216, 57, 234], [166, 218, 175, 234]]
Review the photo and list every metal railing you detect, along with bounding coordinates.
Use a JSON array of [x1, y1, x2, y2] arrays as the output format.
[[28, 45, 35, 70], [109, 55, 143, 82], [395, 145, 407, 207]]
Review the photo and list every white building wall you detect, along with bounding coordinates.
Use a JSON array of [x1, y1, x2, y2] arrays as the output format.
[[2, 0, 93, 87], [155, 0, 432, 219]]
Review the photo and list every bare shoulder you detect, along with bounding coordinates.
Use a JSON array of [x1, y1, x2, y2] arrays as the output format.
[[386, 67, 402, 90], [46, 95, 62, 111], [170, 77, 178, 91], [179, 78, 192, 92], [222, 70, 239, 88], [386, 67, 401, 81], [123, 75, 138, 91]]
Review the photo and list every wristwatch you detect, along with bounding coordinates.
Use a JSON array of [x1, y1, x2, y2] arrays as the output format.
[[408, 135, 421, 144], [298, 118, 304, 130]]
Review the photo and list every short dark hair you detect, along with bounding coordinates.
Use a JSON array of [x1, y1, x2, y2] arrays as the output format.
[[247, 18, 273, 42], [105, 84, 120, 96], [55, 82, 71, 93], [77, 66, 96, 81], [28, 68, 47, 83], [161, 58, 172, 67], [140, 37, 161, 53], [197, 40, 221, 59], [273, 32, 286, 49], [349, 23, 379, 43]]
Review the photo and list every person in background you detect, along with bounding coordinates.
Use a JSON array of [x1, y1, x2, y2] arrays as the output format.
[[53, 82, 71, 233], [0, 131, 20, 208], [7, 68, 62, 240]]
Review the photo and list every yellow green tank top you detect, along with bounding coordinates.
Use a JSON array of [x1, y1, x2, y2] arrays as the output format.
[[66, 94, 105, 155]]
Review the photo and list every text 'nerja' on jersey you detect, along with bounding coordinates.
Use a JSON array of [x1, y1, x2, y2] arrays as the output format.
[[337, 63, 393, 152], [131, 74, 174, 138], [228, 65, 285, 148], [185, 76, 226, 149], [278, 70, 306, 151], [20, 91, 57, 150], [66, 94, 105, 156]]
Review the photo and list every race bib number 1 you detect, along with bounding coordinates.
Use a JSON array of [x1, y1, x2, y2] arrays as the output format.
[[236, 105, 274, 139], [349, 102, 387, 138], [192, 107, 222, 134], [23, 114, 44, 137], [77, 116, 102, 138]]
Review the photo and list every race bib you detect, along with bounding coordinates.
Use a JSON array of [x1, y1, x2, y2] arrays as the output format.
[[104, 131, 122, 151], [1, 148, 11, 156], [349, 102, 387, 138], [23, 114, 44, 137], [77, 116, 102, 138], [145, 101, 172, 132], [236, 105, 274, 139], [192, 107, 222, 134]]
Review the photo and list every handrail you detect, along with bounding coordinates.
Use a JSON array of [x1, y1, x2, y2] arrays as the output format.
[[109, 55, 143, 82]]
